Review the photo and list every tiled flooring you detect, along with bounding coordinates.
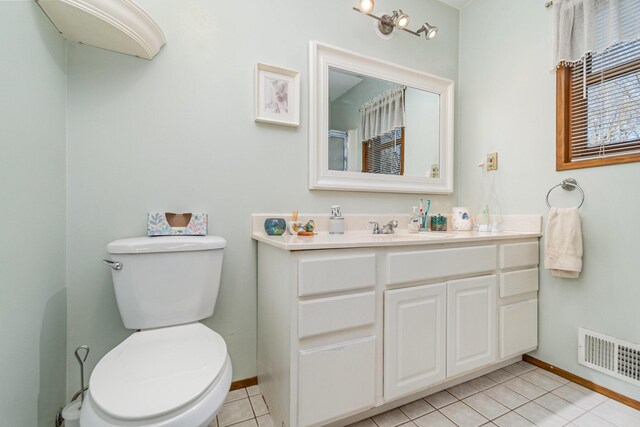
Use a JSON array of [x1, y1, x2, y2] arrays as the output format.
[[209, 384, 273, 427], [212, 361, 640, 427]]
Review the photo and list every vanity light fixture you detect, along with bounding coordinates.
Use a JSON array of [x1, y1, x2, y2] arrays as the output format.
[[353, 1, 437, 40], [417, 22, 439, 40], [357, 0, 375, 13], [393, 10, 410, 29]]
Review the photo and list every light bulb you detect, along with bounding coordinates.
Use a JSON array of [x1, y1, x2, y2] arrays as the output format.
[[357, 0, 374, 13], [424, 22, 438, 39], [394, 10, 410, 29]]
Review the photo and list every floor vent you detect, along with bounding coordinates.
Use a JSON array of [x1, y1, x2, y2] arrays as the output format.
[[578, 328, 640, 386]]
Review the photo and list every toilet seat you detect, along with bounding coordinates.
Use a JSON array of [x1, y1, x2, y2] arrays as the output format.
[[89, 323, 227, 421]]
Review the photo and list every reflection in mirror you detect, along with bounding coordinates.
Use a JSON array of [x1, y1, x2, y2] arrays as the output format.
[[328, 67, 440, 178]]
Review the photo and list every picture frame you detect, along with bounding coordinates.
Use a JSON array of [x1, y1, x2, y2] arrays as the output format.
[[255, 63, 300, 127]]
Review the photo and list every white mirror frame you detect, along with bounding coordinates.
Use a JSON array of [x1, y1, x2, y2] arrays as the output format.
[[309, 41, 454, 194]]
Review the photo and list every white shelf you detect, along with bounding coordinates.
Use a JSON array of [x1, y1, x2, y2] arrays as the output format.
[[37, 0, 166, 60]]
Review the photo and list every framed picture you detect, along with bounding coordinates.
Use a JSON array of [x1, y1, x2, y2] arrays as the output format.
[[255, 63, 300, 127]]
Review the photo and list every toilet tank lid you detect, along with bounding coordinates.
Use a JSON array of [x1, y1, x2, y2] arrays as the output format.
[[107, 236, 226, 254]]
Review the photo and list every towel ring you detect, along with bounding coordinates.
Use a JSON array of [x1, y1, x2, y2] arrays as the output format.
[[546, 178, 585, 208]]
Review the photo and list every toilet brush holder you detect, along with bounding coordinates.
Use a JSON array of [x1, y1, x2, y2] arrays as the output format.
[[61, 400, 81, 427], [56, 345, 90, 426]]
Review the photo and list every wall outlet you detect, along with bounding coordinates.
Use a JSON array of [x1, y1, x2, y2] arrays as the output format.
[[486, 152, 498, 171], [430, 164, 440, 178]]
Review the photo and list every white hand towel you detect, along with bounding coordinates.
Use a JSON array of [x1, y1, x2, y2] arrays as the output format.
[[544, 207, 583, 278]]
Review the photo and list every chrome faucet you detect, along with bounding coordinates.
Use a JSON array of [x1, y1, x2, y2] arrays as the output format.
[[370, 220, 399, 234]]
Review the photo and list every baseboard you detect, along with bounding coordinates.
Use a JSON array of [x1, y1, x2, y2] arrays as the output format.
[[230, 376, 258, 391], [523, 355, 640, 411]]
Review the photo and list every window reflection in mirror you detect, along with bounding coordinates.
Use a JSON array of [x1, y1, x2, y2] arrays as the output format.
[[328, 67, 440, 178]]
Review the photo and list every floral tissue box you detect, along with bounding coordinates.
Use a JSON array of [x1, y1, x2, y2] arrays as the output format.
[[147, 212, 208, 236]]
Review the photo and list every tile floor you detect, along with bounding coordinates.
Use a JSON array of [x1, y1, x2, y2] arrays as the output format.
[[211, 361, 640, 427], [209, 384, 273, 427]]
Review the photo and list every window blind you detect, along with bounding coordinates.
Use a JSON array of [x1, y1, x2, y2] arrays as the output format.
[[568, 37, 640, 162], [362, 128, 404, 175]]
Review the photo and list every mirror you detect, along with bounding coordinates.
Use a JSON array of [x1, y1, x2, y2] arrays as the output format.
[[310, 41, 454, 194]]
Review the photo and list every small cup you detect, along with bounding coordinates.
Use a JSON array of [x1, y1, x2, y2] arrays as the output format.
[[418, 214, 429, 232], [430, 214, 447, 231]]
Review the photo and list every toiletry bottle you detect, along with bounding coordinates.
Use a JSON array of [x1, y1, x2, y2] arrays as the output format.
[[329, 205, 344, 234], [408, 207, 420, 233]]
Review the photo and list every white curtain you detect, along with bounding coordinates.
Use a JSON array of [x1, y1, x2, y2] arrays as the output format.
[[553, 0, 640, 66], [360, 87, 405, 141]]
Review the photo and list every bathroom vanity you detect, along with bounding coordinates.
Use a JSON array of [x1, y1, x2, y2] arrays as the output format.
[[252, 215, 542, 427]]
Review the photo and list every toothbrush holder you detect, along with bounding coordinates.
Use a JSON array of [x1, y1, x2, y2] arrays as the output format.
[[418, 214, 429, 232]]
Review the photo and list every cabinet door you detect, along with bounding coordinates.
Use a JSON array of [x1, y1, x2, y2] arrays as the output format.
[[447, 275, 496, 377], [500, 299, 538, 359], [298, 336, 376, 426], [384, 283, 446, 400]]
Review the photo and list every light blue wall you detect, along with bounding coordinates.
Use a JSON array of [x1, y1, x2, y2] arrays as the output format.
[[65, 0, 460, 389], [459, 0, 640, 400], [0, 2, 68, 425]]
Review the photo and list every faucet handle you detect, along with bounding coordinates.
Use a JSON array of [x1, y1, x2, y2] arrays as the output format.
[[382, 220, 399, 234], [369, 221, 381, 234]]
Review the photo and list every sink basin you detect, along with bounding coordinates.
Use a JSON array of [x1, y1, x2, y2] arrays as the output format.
[[414, 232, 456, 238], [370, 232, 455, 241]]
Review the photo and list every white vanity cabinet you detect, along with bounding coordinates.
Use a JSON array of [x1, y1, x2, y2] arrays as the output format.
[[256, 236, 540, 427]]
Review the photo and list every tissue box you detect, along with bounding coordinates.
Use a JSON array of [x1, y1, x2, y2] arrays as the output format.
[[147, 212, 208, 236]]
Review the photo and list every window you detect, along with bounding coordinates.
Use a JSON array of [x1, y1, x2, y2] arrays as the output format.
[[557, 39, 640, 170], [362, 128, 404, 175]]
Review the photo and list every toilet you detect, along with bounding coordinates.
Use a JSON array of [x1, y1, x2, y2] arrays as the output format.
[[80, 236, 232, 427]]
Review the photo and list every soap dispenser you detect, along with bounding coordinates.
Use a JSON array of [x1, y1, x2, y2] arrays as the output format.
[[329, 205, 344, 234], [408, 207, 421, 233]]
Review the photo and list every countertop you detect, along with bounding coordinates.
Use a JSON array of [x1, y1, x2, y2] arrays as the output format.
[[251, 214, 542, 251], [252, 229, 542, 251]]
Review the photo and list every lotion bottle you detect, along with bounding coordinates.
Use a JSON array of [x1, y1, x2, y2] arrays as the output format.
[[408, 207, 421, 233]]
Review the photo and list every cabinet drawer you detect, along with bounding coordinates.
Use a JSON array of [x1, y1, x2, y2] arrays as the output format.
[[298, 252, 376, 296], [499, 299, 538, 359], [298, 336, 376, 426], [386, 246, 496, 285], [500, 268, 539, 298], [500, 242, 539, 269], [298, 292, 375, 338]]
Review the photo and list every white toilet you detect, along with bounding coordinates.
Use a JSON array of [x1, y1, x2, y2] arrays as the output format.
[[80, 236, 232, 427]]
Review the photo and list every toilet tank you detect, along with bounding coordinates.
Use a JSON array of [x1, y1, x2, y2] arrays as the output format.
[[106, 236, 226, 330]]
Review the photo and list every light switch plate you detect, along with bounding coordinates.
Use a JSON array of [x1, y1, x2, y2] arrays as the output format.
[[486, 152, 498, 171]]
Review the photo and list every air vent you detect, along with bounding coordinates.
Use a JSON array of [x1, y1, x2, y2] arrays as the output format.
[[578, 328, 640, 386]]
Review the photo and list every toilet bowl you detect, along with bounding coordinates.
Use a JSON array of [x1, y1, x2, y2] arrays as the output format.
[[80, 323, 232, 427], [81, 236, 231, 426]]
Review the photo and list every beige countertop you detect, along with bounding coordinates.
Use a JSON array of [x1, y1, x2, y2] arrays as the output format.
[[251, 229, 541, 251], [251, 214, 542, 251]]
